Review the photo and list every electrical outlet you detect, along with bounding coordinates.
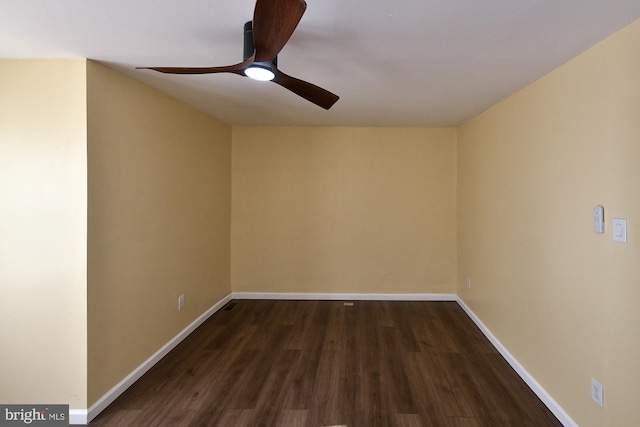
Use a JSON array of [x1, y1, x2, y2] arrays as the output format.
[[467, 278, 471, 289], [178, 295, 185, 311], [591, 378, 603, 407]]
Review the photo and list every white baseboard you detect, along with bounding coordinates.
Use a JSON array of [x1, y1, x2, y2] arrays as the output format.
[[69, 410, 88, 425], [231, 292, 458, 301], [79, 293, 233, 425], [456, 297, 578, 427]]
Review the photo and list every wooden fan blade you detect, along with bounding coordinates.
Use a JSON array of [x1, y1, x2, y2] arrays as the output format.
[[253, 0, 306, 62], [137, 55, 254, 75], [272, 68, 339, 110]]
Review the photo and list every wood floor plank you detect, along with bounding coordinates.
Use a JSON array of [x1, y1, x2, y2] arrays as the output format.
[[373, 301, 396, 327], [337, 338, 364, 415], [89, 410, 141, 427], [378, 325, 417, 415], [394, 413, 425, 427], [89, 300, 563, 427], [244, 350, 302, 427], [281, 313, 330, 410], [213, 409, 254, 427], [419, 303, 461, 353], [284, 301, 320, 350], [185, 349, 262, 425], [306, 350, 344, 427], [275, 410, 308, 427], [442, 352, 511, 426], [323, 303, 349, 351], [450, 417, 483, 427]]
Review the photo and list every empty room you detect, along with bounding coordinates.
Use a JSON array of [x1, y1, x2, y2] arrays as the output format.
[[1, 1, 640, 426]]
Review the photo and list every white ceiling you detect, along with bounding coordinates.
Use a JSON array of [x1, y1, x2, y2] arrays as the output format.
[[2, 0, 639, 127]]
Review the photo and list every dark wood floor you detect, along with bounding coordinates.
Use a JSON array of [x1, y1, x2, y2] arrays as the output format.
[[89, 300, 563, 427]]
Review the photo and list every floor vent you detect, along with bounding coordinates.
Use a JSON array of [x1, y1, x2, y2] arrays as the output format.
[[224, 302, 237, 311]]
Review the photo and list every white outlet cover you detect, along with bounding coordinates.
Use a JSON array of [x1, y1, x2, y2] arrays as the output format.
[[591, 378, 604, 407], [613, 218, 627, 243]]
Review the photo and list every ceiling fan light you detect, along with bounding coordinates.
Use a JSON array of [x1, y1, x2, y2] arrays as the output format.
[[245, 65, 275, 81]]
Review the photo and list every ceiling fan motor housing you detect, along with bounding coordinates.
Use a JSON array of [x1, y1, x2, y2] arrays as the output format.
[[243, 21, 277, 67]]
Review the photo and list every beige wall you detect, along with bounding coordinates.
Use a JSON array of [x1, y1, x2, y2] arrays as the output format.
[[86, 62, 232, 405], [0, 60, 88, 408], [231, 127, 457, 294], [458, 18, 640, 427]]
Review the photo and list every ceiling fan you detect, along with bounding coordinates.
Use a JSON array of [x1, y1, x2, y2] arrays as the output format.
[[137, 0, 339, 110]]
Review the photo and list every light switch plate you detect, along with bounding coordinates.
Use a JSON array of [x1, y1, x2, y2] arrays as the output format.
[[613, 218, 627, 243]]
